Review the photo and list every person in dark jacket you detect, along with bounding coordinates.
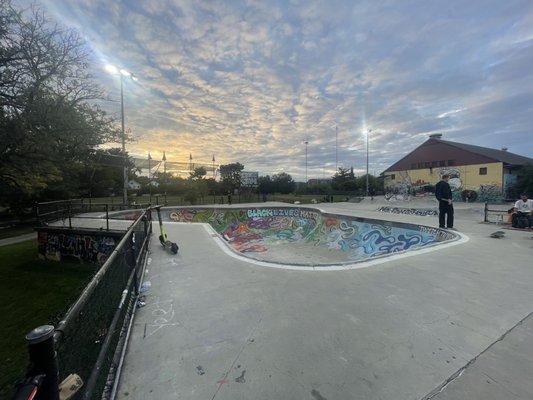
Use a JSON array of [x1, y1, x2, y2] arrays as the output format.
[[435, 174, 454, 229]]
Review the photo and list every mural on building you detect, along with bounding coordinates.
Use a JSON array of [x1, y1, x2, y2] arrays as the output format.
[[386, 166, 504, 202], [37, 231, 117, 264], [166, 207, 456, 262], [503, 174, 518, 200]]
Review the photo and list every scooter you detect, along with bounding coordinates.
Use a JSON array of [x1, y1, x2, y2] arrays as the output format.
[[155, 206, 179, 254]]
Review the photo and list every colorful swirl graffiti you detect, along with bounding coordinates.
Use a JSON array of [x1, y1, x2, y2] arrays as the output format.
[[166, 207, 453, 263]]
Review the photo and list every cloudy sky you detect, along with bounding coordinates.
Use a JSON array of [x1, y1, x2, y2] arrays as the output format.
[[21, 0, 533, 180]]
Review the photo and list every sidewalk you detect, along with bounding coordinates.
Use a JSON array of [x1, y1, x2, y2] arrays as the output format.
[[0, 233, 36, 247]]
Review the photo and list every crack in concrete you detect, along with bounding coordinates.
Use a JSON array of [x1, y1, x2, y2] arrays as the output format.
[[210, 315, 263, 400], [482, 372, 521, 398], [420, 310, 533, 400]]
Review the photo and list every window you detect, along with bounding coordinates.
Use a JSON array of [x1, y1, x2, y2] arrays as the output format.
[[439, 160, 446, 167], [418, 162, 424, 168], [479, 167, 487, 175], [448, 160, 455, 166], [431, 161, 438, 167], [424, 162, 431, 168], [390, 174, 395, 180], [411, 163, 417, 169]]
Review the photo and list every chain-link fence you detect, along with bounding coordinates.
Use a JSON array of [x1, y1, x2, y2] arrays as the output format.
[[15, 208, 153, 400]]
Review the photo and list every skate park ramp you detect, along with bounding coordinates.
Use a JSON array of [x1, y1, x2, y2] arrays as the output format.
[[158, 206, 459, 267]]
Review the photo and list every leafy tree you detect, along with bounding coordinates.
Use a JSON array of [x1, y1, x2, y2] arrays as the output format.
[[219, 162, 244, 193], [204, 178, 221, 195], [77, 148, 136, 198], [0, 1, 120, 211], [516, 164, 533, 195], [189, 166, 207, 180], [332, 167, 357, 191], [258, 175, 274, 194], [272, 172, 296, 194]]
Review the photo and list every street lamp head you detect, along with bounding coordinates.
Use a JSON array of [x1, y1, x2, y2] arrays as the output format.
[[106, 65, 138, 81], [105, 64, 119, 74]]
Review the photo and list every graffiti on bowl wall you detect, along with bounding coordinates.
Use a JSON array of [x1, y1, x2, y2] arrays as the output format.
[[167, 207, 452, 261]]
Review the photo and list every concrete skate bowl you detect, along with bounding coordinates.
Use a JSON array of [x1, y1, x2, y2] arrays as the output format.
[[161, 206, 461, 269]]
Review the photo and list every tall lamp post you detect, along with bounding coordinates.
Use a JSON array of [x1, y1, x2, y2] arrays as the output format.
[[148, 152, 152, 204], [304, 141, 309, 184], [366, 128, 371, 197], [335, 125, 338, 172], [105, 64, 138, 207], [162, 152, 167, 204]]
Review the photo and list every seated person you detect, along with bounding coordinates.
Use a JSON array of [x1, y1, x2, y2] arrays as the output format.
[[511, 193, 533, 229]]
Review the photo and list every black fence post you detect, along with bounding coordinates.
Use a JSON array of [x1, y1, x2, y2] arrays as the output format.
[[484, 202, 488, 222], [25, 325, 60, 400], [68, 202, 72, 229], [106, 204, 109, 231]]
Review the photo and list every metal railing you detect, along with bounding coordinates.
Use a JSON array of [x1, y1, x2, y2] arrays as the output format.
[[36, 200, 151, 229], [483, 202, 512, 223], [14, 208, 153, 400]]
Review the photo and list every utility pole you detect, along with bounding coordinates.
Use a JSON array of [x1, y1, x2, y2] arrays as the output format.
[[335, 125, 338, 172], [304, 141, 309, 184], [366, 129, 371, 197], [162, 152, 167, 204]]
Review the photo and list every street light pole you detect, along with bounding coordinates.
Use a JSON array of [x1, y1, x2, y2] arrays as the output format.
[[304, 141, 309, 184], [120, 75, 128, 207], [106, 64, 137, 207], [163, 152, 167, 204], [148, 153, 152, 204], [335, 125, 338, 172], [366, 128, 371, 197]]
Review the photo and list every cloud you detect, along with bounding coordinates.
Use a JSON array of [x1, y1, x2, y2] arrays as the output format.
[[32, 0, 533, 179]]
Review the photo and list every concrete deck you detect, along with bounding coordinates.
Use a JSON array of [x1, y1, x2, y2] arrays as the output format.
[[116, 198, 533, 400]]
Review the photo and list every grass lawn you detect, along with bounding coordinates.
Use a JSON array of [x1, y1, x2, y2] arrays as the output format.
[[0, 240, 97, 399]]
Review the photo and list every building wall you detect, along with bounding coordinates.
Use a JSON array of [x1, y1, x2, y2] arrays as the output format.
[[384, 162, 504, 202]]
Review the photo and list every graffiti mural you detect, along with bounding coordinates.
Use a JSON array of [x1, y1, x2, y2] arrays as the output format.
[[385, 171, 412, 201], [387, 165, 506, 202], [477, 184, 502, 202], [378, 207, 438, 216], [37, 230, 119, 264], [165, 207, 457, 264]]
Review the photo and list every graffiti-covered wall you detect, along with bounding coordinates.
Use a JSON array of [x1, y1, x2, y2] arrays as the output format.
[[384, 162, 505, 202], [36, 228, 123, 265], [161, 207, 457, 264]]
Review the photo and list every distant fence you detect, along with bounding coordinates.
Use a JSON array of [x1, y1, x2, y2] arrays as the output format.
[[14, 208, 153, 400], [36, 199, 150, 229]]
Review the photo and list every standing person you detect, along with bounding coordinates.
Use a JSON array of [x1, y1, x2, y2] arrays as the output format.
[[435, 174, 454, 229], [512, 193, 533, 229]]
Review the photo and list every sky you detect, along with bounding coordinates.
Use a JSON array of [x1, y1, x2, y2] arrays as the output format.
[[17, 0, 533, 180]]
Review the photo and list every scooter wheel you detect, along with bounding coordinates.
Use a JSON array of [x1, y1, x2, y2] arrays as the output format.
[[171, 243, 179, 254]]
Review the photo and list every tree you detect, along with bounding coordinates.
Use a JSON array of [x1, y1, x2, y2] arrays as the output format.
[[516, 164, 533, 195], [219, 162, 244, 193], [272, 172, 296, 194], [332, 167, 357, 191], [258, 175, 274, 194], [0, 1, 120, 211], [189, 166, 207, 180]]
